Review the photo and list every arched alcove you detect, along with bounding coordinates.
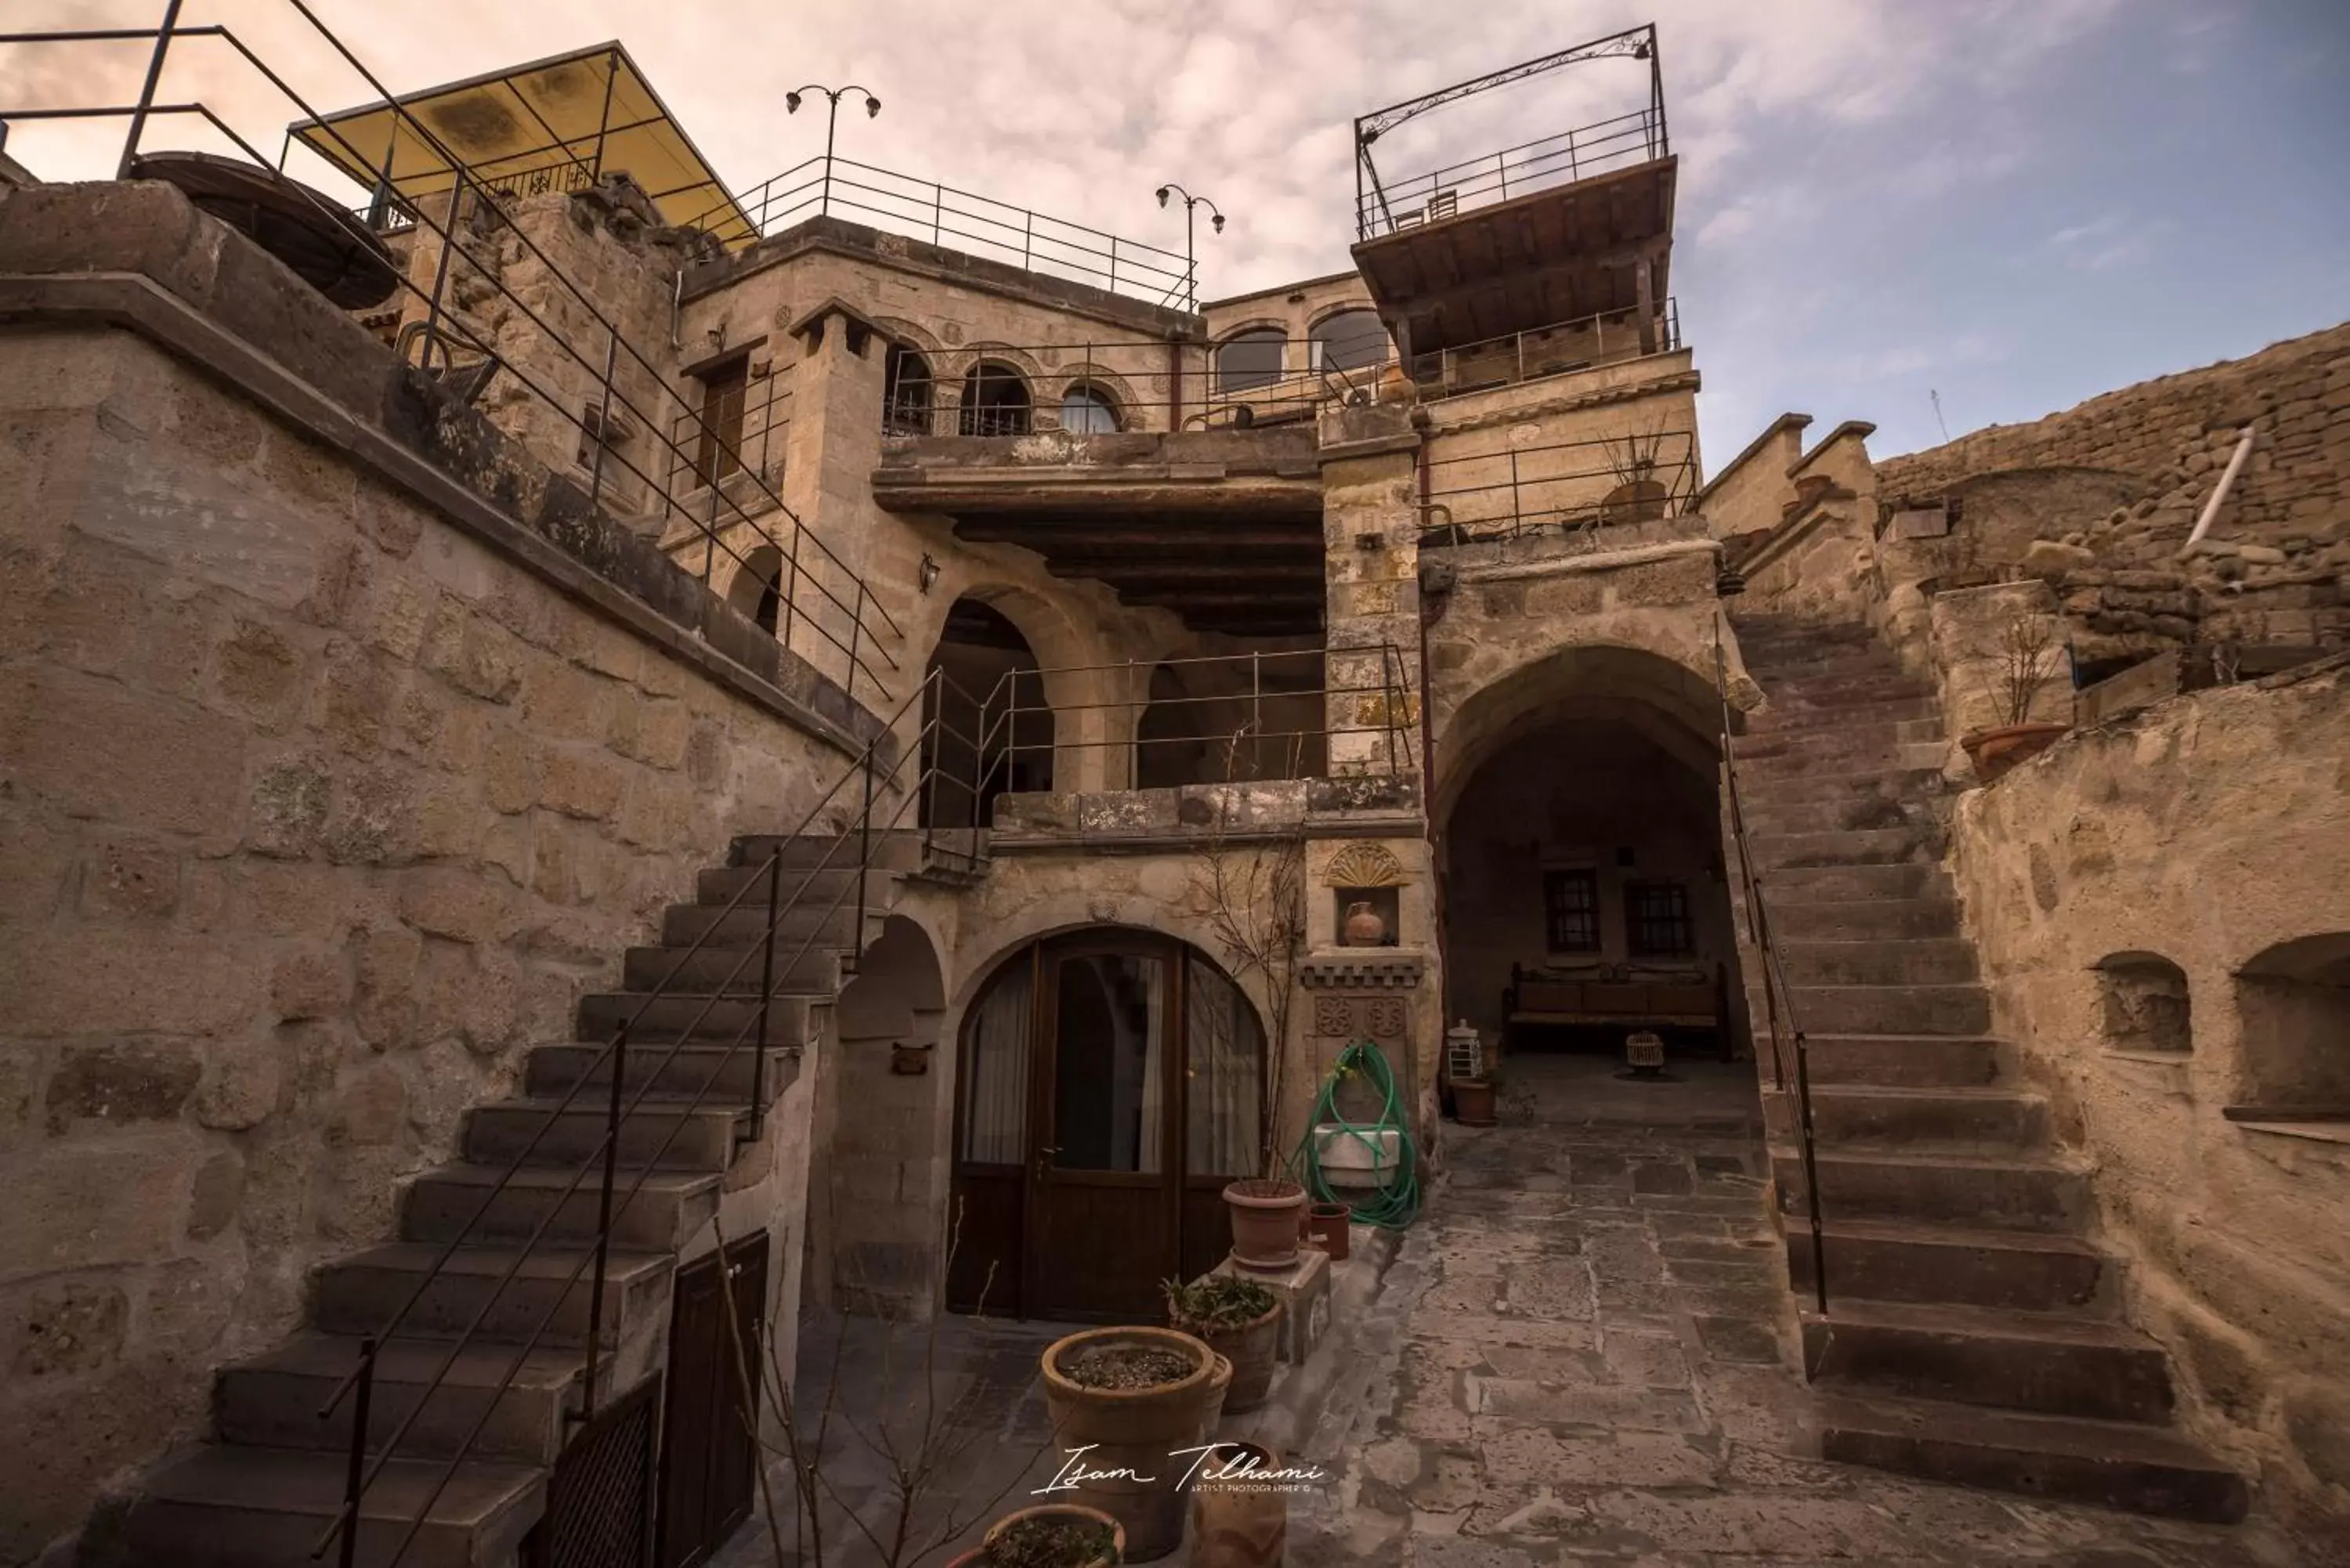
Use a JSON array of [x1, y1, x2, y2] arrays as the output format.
[[725, 543, 784, 635], [2094, 952, 2193, 1055], [948, 928, 1264, 1319], [815, 916, 950, 1317], [2231, 934, 2350, 1115], [884, 344, 933, 435]]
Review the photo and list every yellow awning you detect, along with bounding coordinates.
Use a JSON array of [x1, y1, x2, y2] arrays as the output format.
[[291, 42, 754, 247]]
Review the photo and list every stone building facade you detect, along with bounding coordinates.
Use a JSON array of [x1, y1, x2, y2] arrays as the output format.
[[2, 25, 2345, 1566]]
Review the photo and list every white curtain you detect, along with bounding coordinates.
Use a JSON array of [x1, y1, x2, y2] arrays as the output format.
[[1136, 959, 1166, 1174], [1186, 963, 1264, 1176], [960, 960, 1032, 1165]]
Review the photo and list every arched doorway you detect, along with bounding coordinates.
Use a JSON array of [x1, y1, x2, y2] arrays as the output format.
[[884, 344, 933, 435], [727, 543, 783, 634], [1436, 652, 1746, 1094], [949, 930, 1265, 1320], [921, 598, 1053, 829]]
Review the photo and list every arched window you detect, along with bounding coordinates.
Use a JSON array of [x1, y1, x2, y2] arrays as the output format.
[[884, 345, 932, 435], [958, 360, 1032, 436], [1309, 309, 1387, 374], [1216, 329, 1286, 394], [1058, 381, 1120, 435], [728, 544, 784, 636], [1600, 479, 1670, 526]]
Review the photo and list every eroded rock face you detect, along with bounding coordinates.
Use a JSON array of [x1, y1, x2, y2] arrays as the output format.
[[1950, 665, 2350, 1524]]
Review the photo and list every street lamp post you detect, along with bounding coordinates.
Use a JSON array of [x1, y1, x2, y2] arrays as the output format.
[[786, 83, 880, 219], [1154, 182, 1224, 312]]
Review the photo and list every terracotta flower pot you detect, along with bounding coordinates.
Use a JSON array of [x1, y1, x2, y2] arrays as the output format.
[[1453, 1078, 1497, 1127], [1172, 1300, 1283, 1415], [1223, 1178, 1306, 1269], [975, 1501, 1126, 1567], [1306, 1201, 1351, 1261], [1189, 1441, 1289, 1568], [1039, 1327, 1224, 1563], [1961, 721, 2069, 782]]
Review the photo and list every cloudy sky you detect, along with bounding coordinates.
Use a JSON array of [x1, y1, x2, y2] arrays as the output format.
[[6, 1, 2347, 461]]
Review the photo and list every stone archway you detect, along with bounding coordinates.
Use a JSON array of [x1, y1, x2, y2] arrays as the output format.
[[808, 916, 949, 1317]]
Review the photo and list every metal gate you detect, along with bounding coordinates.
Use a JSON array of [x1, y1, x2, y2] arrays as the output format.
[[530, 1372, 663, 1568]]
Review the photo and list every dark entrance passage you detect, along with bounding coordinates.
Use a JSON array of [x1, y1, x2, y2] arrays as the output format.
[[948, 930, 1264, 1321], [922, 597, 1052, 831], [1441, 713, 1742, 1070]]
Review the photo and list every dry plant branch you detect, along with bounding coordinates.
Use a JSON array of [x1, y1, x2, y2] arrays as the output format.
[[1983, 611, 2061, 727], [1188, 726, 1310, 1180]]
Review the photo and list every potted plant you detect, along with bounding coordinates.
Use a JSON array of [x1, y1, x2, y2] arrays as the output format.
[[1164, 1274, 1283, 1414], [1961, 611, 2071, 781], [1452, 1074, 1497, 1127], [949, 1503, 1125, 1568], [1039, 1327, 1227, 1562]]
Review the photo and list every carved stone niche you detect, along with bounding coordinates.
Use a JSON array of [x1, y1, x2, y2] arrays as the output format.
[[1325, 841, 1410, 950]]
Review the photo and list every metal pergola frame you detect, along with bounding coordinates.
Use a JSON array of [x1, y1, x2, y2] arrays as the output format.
[[1352, 22, 1666, 238]]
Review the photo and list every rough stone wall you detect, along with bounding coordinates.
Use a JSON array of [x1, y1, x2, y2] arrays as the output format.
[[1875, 322, 2350, 660], [1948, 664, 2350, 1527], [0, 327, 855, 1558]]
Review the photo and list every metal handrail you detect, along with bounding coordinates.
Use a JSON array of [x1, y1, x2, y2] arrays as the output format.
[[1418, 428, 1701, 546], [1357, 105, 1666, 239], [314, 666, 989, 1564], [679, 151, 1200, 310], [0, 10, 903, 702], [1713, 618, 1828, 1314], [1406, 298, 1683, 396]]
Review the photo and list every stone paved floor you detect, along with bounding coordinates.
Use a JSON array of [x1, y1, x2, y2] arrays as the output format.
[[717, 1053, 2321, 1566], [1285, 1053, 2309, 1567]]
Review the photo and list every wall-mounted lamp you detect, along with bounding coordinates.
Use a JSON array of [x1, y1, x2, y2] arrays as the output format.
[[918, 554, 940, 594]]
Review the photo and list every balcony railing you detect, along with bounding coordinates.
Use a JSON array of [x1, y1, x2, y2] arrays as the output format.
[[1406, 300, 1682, 399], [678, 154, 1202, 312], [1360, 106, 1667, 240], [1419, 427, 1701, 547]]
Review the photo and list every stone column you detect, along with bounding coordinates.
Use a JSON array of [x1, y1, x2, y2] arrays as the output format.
[[1317, 405, 1424, 779], [779, 299, 891, 695]]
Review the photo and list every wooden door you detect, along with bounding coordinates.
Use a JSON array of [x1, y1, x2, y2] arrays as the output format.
[[656, 1230, 767, 1568], [1025, 938, 1182, 1321]]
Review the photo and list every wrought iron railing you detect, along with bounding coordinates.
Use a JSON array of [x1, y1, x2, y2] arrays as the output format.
[[0, 5, 904, 703], [1406, 298, 1683, 398], [1714, 618, 1828, 1313], [967, 645, 1419, 803], [678, 153, 1202, 311], [1418, 428, 1701, 547], [1358, 103, 1668, 240]]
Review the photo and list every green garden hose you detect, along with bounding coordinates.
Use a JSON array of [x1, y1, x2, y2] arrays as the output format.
[[1294, 1038, 1422, 1229]]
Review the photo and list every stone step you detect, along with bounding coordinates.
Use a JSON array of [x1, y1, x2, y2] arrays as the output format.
[[1813, 1393, 2247, 1522], [215, 1334, 584, 1463], [1763, 898, 1961, 941], [621, 943, 843, 995], [662, 901, 881, 949], [1788, 1218, 2112, 1314], [695, 864, 864, 907], [100, 1443, 544, 1568], [1737, 793, 1940, 839], [1769, 1083, 2046, 1153], [1740, 696, 1940, 735], [463, 1098, 742, 1172], [1752, 674, 1940, 709], [1752, 862, 1952, 904], [1732, 717, 1945, 758], [1773, 1147, 2090, 1231], [402, 1164, 722, 1251], [1794, 1034, 2002, 1089], [1739, 767, 1950, 807], [577, 991, 823, 1046], [1750, 827, 1943, 871], [1738, 741, 1950, 782], [312, 1243, 672, 1348], [1782, 982, 1990, 1036], [1804, 1298, 2175, 1423], [526, 1040, 800, 1106], [1778, 938, 1978, 987], [729, 832, 925, 872]]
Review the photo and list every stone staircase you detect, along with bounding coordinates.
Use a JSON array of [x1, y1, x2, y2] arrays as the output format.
[[1726, 612, 2249, 1523], [90, 833, 917, 1568]]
